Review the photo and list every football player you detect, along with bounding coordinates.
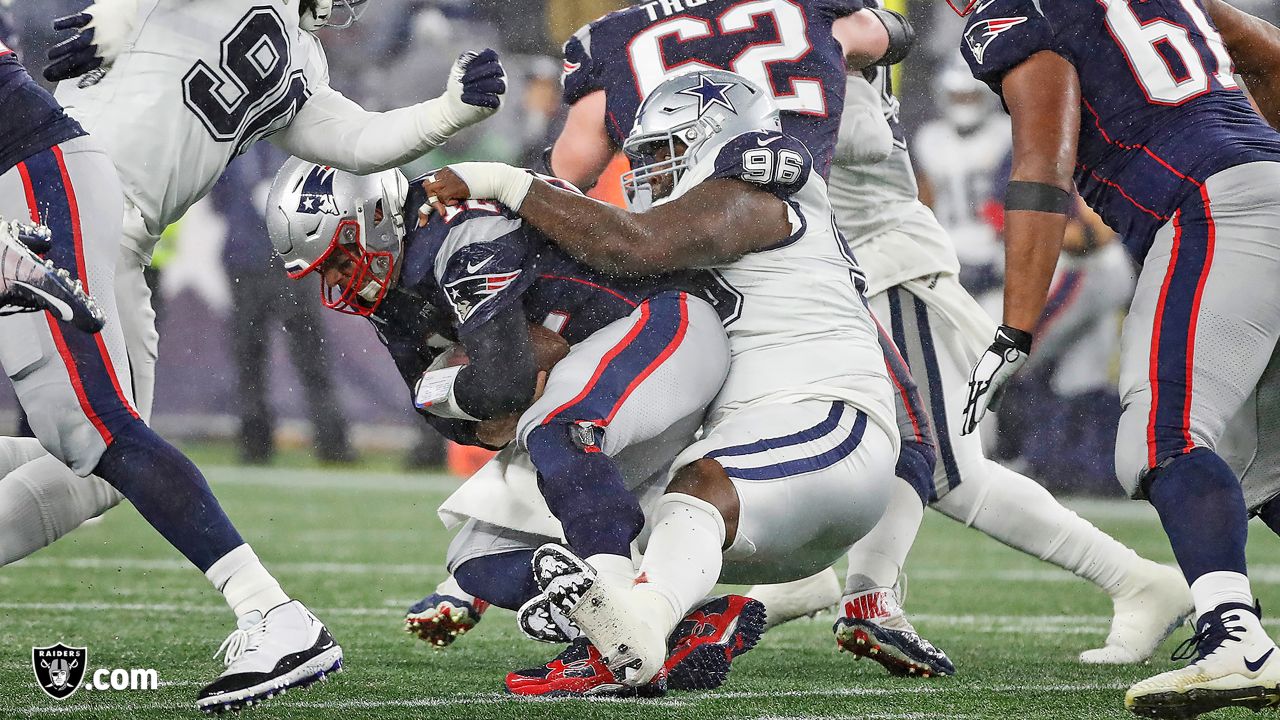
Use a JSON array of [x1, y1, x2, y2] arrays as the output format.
[[548, 0, 1190, 677], [266, 159, 765, 695], [0, 0, 505, 713], [952, 0, 1280, 715], [426, 69, 902, 693]]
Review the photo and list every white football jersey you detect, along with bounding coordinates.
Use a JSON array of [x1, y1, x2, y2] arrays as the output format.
[[56, 0, 329, 259], [680, 130, 898, 450], [827, 71, 960, 297]]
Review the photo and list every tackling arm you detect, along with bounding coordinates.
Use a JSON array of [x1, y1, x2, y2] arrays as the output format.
[[424, 169, 794, 276], [999, 50, 1081, 333], [1204, 0, 1280, 129]]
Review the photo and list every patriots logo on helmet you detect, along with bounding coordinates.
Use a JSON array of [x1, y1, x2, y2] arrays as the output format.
[[443, 270, 522, 324], [964, 17, 1028, 64], [297, 165, 340, 216], [678, 74, 737, 114]]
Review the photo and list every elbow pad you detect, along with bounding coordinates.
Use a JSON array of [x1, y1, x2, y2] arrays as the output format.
[[870, 8, 915, 66]]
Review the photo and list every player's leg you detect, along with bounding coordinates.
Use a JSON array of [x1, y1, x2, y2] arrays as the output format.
[[1120, 163, 1280, 716], [886, 275, 1190, 663], [515, 291, 728, 589]]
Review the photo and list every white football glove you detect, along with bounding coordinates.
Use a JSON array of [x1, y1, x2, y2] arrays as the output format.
[[961, 325, 1032, 435], [45, 0, 138, 83]]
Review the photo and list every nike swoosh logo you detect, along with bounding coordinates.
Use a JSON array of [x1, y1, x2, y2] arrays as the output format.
[[1245, 648, 1274, 672], [756, 136, 782, 147], [465, 257, 493, 273], [13, 281, 73, 321]]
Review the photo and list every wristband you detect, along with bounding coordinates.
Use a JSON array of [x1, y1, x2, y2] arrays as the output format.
[[994, 324, 1033, 354], [413, 365, 480, 421], [870, 8, 915, 66], [1005, 181, 1071, 214]]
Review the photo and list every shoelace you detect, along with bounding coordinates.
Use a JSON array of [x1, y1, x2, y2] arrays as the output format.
[[1171, 611, 1244, 663], [214, 619, 271, 667]]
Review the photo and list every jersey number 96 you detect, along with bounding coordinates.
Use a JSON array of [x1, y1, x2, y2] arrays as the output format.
[[742, 147, 804, 186]]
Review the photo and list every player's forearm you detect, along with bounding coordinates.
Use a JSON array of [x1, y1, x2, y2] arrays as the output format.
[[276, 96, 462, 174], [454, 305, 539, 420], [1207, 0, 1280, 129], [1001, 211, 1068, 332]]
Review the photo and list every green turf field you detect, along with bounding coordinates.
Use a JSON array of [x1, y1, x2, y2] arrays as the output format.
[[2, 458, 1278, 720]]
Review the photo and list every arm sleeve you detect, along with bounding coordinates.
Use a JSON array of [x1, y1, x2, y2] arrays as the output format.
[[453, 300, 539, 421], [270, 85, 459, 174], [833, 75, 895, 166]]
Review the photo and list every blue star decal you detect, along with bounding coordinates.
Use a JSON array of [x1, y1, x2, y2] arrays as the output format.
[[677, 74, 737, 114]]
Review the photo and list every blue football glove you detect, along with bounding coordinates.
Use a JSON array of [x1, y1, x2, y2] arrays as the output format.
[[961, 324, 1032, 435], [44, 0, 138, 83], [433, 49, 506, 135]]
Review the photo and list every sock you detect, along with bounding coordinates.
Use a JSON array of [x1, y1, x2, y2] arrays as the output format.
[[94, 421, 244, 572], [205, 544, 290, 618], [525, 424, 643, 558], [1146, 448, 1248, 583], [1258, 497, 1280, 538], [1190, 571, 1255, 620], [586, 552, 636, 589], [635, 493, 725, 636], [453, 550, 538, 610], [0, 454, 122, 565], [932, 459, 1139, 595], [844, 477, 925, 594]]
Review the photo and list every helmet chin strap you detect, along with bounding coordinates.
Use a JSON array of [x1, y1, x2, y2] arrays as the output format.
[[945, 0, 979, 16]]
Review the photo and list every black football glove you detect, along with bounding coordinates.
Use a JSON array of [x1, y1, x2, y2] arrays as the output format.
[[44, 0, 138, 83]]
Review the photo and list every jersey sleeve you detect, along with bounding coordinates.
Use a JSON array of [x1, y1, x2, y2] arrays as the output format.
[[561, 22, 602, 105], [298, 31, 332, 96], [709, 131, 814, 200], [430, 209, 535, 335], [813, 0, 866, 19], [959, 0, 1058, 91]]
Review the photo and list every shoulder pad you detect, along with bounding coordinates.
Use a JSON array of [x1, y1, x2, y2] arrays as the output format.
[[961, 0, 1057, 91], [710, 131, 813, 200]]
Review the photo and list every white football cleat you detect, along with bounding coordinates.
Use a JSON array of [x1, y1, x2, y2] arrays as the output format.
[[744, 567, 841, 630], [533, 544, 667, 686], [1126, 602, 1280, 719], [1082, 561, 1193, 664], [197, 601, 343, 714]]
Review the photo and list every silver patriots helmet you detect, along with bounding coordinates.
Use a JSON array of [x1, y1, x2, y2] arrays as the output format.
[[620, 69, 781, 211], [266, 157, 408, 316]]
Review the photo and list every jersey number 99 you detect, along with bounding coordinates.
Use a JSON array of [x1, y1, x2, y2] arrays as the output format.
[[182, 7, 308, 155]]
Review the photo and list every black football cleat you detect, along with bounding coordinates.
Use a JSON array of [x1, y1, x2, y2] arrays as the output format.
[[833, 588, 955, 678], [0, 219, 105, 333]]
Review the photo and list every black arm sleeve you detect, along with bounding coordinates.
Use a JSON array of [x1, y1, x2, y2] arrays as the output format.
[[454, 300, 539, 421]]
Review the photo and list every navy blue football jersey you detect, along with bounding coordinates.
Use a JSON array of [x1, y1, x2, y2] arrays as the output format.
[[373, 177, 727, 356], [0, 42, 86, 176], [961, 0, 1280, 258], [562, 0, 863, 178]]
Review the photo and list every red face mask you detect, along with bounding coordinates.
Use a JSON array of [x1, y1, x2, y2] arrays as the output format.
[[289, 219, 396, 317], [946, 0, 980, 16]]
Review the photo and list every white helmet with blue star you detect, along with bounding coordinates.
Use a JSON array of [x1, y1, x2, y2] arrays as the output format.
[[621, 69, 781, 211]]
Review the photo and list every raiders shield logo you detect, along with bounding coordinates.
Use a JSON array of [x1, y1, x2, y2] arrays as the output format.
[[32, 643, 87, 700]]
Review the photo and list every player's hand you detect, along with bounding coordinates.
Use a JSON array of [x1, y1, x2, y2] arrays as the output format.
[[423, 168, 472, 217], [424, 163, 534, 215], [44, 0, 139, 83], [961, 325, 1032, 435], [438, 49, 506, 131]]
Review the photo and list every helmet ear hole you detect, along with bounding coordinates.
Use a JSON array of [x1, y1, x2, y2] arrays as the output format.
[[374, 199, 384, 224]]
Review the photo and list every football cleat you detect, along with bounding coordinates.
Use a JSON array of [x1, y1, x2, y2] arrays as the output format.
[[1126, 602, 1280, 719], [532, 543, 667, 687], [0, 219, 105, 333], [663, 594, 767, 691], [197, 601, 343, 714], [833, 587, 955, 678], [404, 591, 489, 649], [505, 637, 666, 698], [744, 567, 841, 630], [517, 592, 581, 644], [1081, 561, 1193, 664]]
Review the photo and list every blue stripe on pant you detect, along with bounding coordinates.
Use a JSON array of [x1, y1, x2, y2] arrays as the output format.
[[708, 402, 869, 481], [18, 146, 137, 445], [888, 286, 961, 492]]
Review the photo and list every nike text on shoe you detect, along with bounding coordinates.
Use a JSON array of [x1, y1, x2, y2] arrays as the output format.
[[505, 637, 666, 698], [663, 594, 767, 691], [518, 592, 582, 644], [531, 543, 667, 686], [745, 567, 841, 631], [1126, 602, 1280, 719], [1081, 561, 1193, 664], [404, 593, 489, 648], [0, 219, 105, 333], [833, 588, 955, 678], [196, 601, 343, 714]]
